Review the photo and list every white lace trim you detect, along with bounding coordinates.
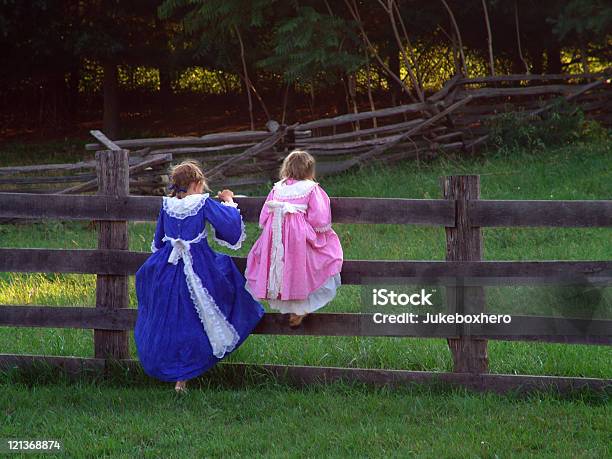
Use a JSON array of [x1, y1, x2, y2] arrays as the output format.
[[313, 223, 332, 233], [265, 201, 308, 299], [210, 206, 247, 251], [162, 230, 239, 358], [150, 239, 158, 253], [162, 193, 209, 219], [220, 201, 238, 208], [273, 179, 318, 199], [268, 273, 341, 315]]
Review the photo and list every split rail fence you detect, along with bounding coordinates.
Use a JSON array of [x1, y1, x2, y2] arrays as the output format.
[[0, 149, 611, 393], [1, 71, 609, 196]]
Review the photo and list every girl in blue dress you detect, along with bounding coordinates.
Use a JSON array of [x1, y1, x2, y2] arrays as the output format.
[[135, 160, 264, 392]]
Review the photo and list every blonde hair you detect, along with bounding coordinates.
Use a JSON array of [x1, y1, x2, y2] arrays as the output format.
[[279, 149, 316, 181], [168, 160, 209, 197]]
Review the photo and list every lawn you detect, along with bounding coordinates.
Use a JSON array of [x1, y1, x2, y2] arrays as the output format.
[[1, 137, 611, 457]]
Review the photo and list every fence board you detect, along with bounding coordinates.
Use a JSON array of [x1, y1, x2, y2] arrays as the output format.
[[459, 72, 610, 84], [470, 200, 612, 227], [297, 102, 434, 130], [1, 307, 610, 345], [85, 131, 270, 151], [456, 84, 585, 99], [4, 195, 610, 227], [0, 193, 455, 225], [2, 249, 611, 281], [0, 354, 609, 393]]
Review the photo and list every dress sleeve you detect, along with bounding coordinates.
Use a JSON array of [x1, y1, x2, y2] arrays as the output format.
[[305, 185, 333, 233], [150, 206, 165, 253], [205, 197, 246, 250], [258, 188, 275, 229]]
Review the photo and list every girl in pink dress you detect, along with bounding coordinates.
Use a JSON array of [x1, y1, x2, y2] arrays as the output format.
[[246, 150, 343, 328]]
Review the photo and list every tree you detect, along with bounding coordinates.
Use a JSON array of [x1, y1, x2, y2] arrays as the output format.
[[550, 0, 612, 72]]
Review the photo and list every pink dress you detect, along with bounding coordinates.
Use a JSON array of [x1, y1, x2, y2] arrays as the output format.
[[246, 178, 343, 315]]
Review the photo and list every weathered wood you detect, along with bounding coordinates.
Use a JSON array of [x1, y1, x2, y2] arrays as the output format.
[[206, 126, 294, 180], [89, 130, 121, 151], [297, 102, 436, 130], [456, 81, 607, 102], [0, 193, 456, 225], [150, 144, 254, 156], [85, 131, 270, 151], [2, 307, 610, 346], [347, 97, 473, 167], [0, 355, 609, 394], [3, 249, 612, 283], [0, 306, 135, 330], [428, 74, 462, 102], [0, 173, 96, 185], [0, 155, 166, 176], [0, 161, 96, 175], [295, 134, 406, 151], [527, 80, 605, 118], [295, 119, 425, 144], [0, 193, 161, 221], [226, 363, 612, 393], [470, 200, 612, 227], [443, 175, 488, 374], [94, 149, 130, 360], [459, 71, 610, 85], [56, 154, 172, 194]]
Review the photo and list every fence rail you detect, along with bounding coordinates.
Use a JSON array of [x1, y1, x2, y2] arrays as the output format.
[[1, 307, 609, 346], [2, 72, 609, 196], [1, 158, 611, 392]]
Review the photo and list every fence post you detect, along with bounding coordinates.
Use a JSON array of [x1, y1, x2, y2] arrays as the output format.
[[285, 126, 295, 152], [442, 175, 489, 373], [94, 149, 130, 359]]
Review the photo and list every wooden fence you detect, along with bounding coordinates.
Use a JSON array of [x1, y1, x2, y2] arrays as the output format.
[[1, 72, 609, 196], [0, 149, 611, 393]]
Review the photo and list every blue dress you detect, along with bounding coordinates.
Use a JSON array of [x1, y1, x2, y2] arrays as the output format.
[[135, 193, 264, 382]]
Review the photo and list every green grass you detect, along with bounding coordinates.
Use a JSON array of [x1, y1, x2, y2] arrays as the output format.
[[1, 379, 610, 458], [1, 137, 611, 457]]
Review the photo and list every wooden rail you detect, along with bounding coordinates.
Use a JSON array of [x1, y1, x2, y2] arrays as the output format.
[[1, 307, 609, 346], [1, 355, 608, 394], [3, 73, 609, 197], [1, 160, 611, 392]]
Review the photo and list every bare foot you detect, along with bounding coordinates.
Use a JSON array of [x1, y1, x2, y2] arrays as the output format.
[[174, 380, 188, 393], [289, 313, 307, 329]]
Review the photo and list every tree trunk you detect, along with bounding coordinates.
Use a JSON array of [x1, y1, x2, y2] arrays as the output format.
[[481, 0, 495, 76], [530, 47, 544, 75], [364, 49, 377, 129], [67, 64, 80, 124], [103, 62, 120, 139], [441, 0, 468, 76], [580, 40, 590, 73], [388, 0, 425, 102], [514, 1, 530, 74], [159, 67, 173, 102], [388, 47, 400, 105], [234, 26, 255, 130], [546, 43, 562, 74]]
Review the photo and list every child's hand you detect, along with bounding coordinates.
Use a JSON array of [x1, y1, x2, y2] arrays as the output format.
[[217, 189, 235, 202]]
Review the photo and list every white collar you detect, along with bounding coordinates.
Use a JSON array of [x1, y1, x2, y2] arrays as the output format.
[[162, 193, 209, 219], [273, 179, 317, 199]]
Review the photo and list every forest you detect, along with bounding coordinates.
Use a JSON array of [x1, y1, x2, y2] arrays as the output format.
[[1, 0, 610, 141]]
